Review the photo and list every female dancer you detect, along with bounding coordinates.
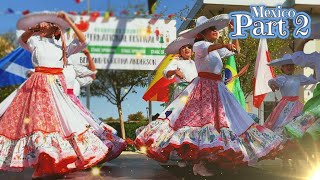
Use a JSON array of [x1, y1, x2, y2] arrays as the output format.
[[135, 15, 282, 176], [163, 36, 198, 102], [0, 11, 125, 178], [284, 39, 320, 140], [265, 55, 317, 133]]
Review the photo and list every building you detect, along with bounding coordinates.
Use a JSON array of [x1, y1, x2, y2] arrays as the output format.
[[179, 0, 320, 122]]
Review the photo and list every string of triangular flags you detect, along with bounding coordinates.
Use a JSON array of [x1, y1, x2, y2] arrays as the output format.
[[0, 8, 196, 23]]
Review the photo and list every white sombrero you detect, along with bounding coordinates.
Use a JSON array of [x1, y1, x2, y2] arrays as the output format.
[[17, 11, 75, 31], [164, 36, 194, 54], [268, 54, 294, 67], [180, 14, 230, 38]]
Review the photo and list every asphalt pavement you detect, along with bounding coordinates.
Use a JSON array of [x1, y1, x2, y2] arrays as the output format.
[[0, 151, 316, 180]]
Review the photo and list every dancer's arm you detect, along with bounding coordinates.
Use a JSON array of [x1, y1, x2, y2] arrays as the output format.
[[58, 11, 86, 43]]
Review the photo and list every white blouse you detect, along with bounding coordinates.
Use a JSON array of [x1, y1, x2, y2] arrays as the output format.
[[19, 36, 87, 68], [292, 51, 320, 81], [63, 64, 95, 96], [193, 41, 234, 74], [268, 75, 317, 97], [163, 59, 198, 83]]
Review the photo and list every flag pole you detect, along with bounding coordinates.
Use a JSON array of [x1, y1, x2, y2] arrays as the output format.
[[148, 71, 152, 123], [85, 0, 91, 109], [87, 0, 90, 14]]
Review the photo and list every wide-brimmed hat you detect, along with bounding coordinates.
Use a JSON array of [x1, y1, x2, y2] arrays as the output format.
[[180, 14, 230, 38], [17, 11, 75, 31], [164, 36, 194, 54], [268, 54, 294, 67]]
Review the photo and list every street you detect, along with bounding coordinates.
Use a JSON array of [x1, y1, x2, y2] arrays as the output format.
[[0, 151, 315, 180]]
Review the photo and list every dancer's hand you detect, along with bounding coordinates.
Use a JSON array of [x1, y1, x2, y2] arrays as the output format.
[[173, 54, 180, 60], [175, 68, 185, 80], [224, 44, 236, 51], [270, 84, 279, 92], [83, 48, 90, 55], [57, 11, 69, 22]]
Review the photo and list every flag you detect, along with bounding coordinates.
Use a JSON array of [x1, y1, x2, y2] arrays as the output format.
[[89, 11, 100, 22], [148, 0, 157, 14], [0, 47, 32, 88], [224, 55, 246, 109], [5, 8, 14, 14], [253, 38, 274, 108], [75, 0, 83, 3], [103, 11, 110, 22], [68, 11, 77, 15], [22, 10, 30, 15], [143, 54, 176, 102]]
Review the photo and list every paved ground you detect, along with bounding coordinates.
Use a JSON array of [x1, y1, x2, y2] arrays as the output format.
[[0, 151, 317, 180]]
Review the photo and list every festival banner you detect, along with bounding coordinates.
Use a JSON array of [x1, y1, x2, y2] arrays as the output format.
[[68, 16, 176, 70]]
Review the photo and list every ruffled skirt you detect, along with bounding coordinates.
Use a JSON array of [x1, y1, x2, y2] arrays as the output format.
[[0, 72, 126, 176], [264, 96, 303, 134], [135, 77, 282, 167]]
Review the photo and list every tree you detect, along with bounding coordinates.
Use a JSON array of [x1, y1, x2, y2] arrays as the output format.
[[0, 35, 16, 102], [101, 117, 119, 122], [90, 70, 149, 139], [127, 111, 147, 121], [0, 36, 14, 58], [1, 31, 17, 48]]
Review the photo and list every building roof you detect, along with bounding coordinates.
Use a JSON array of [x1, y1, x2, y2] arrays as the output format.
[[178, 0, 320, 33]]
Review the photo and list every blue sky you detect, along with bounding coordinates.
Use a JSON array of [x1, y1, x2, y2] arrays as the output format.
[[0, 0, 196, 120]]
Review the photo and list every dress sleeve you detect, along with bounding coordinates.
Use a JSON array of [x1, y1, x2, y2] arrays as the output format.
[[73, 65, 95, 77], [193, 41, 211, 58], [298, 75, 318, 86], [76, 76, 93, 87], [163, 60, 178, 79], [292, 51, 320, 81], [217, 47, 235, 59], [66, 39, 88, 57], [268, 76, 286, 88], [19, 36, 37, 52]]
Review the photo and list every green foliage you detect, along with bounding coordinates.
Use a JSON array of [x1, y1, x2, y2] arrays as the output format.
[[90, 70, 149, 105], [0, 34, 16, 102], [0, 35, 14, 59], [127, 111, 147, 121], [103, 119, 149, 151], [90, 69, 149, 138], [0, 86, 18, 102], [235, 37, 293, 97], [1, 31, 17, 48], [104, 117, 119, 122], [103, 120, 149, 140]]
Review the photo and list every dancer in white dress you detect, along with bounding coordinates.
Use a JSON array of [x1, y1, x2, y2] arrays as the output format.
[[265, 55, 317, 134], [163, 37, 198, 101], [284, 39, 320, 140], [135, 15, 282, 176], [0, 11, 125, 178]]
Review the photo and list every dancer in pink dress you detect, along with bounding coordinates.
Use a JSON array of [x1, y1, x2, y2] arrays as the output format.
[[0, 11, 125, 178], [135, 15, 282, 176]]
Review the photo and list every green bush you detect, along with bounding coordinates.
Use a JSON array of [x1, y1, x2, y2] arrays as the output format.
[[106, 121, 149, 151], [106, 121, 149, 140]]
